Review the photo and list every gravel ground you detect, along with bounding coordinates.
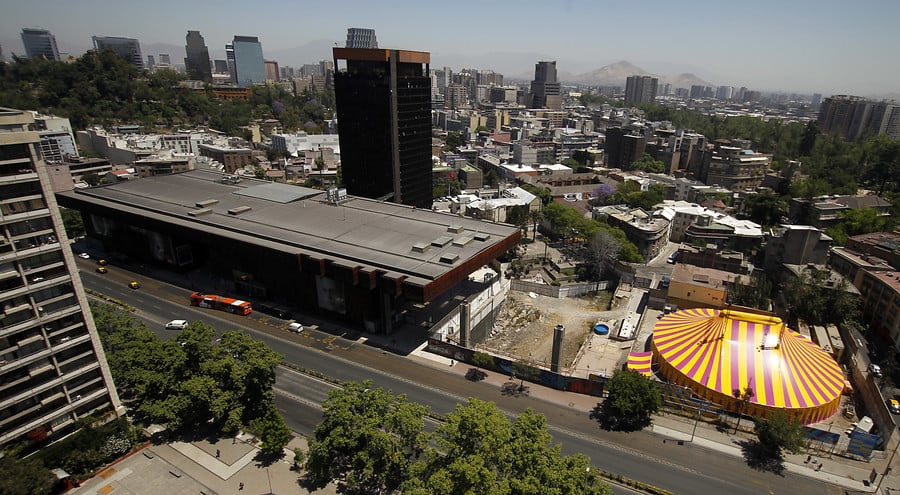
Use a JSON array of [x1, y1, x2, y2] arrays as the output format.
[[481, 289, 629, 371]]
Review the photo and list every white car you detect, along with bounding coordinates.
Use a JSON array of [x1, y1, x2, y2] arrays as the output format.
[[165, 319, 189, 330], [288, 322, 304, 333], [78, 253, 90, 259]]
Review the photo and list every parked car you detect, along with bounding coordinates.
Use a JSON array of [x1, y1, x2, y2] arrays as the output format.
[[165, 319, 189, 330], [870, 363, 883, 378], [288, 322, 304, 333], [888, 399, 900, 414]]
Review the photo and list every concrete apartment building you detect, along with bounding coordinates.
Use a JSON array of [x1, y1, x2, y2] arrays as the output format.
[[197, 143, 252, 173], [0, 108, 122, 449], [702, 140, 772, 192], [818, 95, 900, 141], [764, 225, 831, 273], [624, 75, 658, 106], [594, 206, 670, 261], [829, 232, 900, 350]]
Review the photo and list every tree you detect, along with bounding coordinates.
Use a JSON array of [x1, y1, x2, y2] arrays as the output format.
[[732, 386, 755, 434], [601, 369, 661, 431], [584, 229, 622, 280], [404, 400, 610, 495], [92, 302, 284, 433], [250, 404, 292, 457], [739, 191, 788, 228], [520, 183, 553, 206], [306, 380, 429, 494], [751, 411, 805, 468], [527, 209, 544, 242], [59, 207, 85, 238], [81, 172, 102, 186], [0, 457, 56, 495], [781, 269, 859, 326], [630, 153, 665, 173], [444, 132, 461, 152], [727, 272, 773, 310], [825, 207, 888, 245]]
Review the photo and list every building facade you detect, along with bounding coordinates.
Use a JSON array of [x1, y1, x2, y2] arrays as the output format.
[[818, 95, 900, 141], [21, 28, 60, 61], [333, 48, 433, 208], [529, 61, 561, 110], [703, 140, 771, 191], [624, 75, 658, 106], [227, 36, 266, 86], [91, 36, 144, 70], [345, 28, 378, 49], [184, 30, 212, 82], [0, 108, 122, 449]]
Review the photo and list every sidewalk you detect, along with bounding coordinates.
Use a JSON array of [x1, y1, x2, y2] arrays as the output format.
[[404, 340, 900, 494], [73, 433, 338, 495]]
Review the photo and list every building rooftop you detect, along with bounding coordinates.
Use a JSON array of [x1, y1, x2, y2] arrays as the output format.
[[58, 170, 519, 289]]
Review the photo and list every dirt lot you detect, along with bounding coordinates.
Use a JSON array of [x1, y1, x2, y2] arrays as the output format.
[[481, 289, 618, 371]]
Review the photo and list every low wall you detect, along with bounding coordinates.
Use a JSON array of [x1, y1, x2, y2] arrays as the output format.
[[510, 279, 610, 298], [427, 338, 607, 396]]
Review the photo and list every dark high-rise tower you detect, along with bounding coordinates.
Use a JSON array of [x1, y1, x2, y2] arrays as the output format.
[[184, 30, 212, 82], [333, 48, 432, 208], [92, 36, 144, 70], [529, 61, 561, 109], [21, 28, 60, 61]]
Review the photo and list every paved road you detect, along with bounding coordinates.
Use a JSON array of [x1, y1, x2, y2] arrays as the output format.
[[80, 263, 845, 495]]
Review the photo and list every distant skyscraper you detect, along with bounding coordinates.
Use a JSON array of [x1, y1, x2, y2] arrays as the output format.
[[92, 36, 144, 70], [227, 36, 266, 86], [529, 61, 561, 109], [264, 60, 279, 82], [159, 54, 171, 65], [184, 30, 212, 82], [0, 107, 123, 450], [21, 28, 60, 61], [333, 47, 433, 208], [345, 28, 378, 49], [715, 85, 734, 101], [624, 75, 658, 106], [213, 59, 229, 74], [818, 95, 900, 141]]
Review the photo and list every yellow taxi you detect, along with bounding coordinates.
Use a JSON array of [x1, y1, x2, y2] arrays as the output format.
[[97, 259, 108, 266], [128, 281, 140, 289], [96, 266, 108, 274]]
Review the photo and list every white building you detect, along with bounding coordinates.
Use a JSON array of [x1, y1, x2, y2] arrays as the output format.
[[270, 131, 341, 157]]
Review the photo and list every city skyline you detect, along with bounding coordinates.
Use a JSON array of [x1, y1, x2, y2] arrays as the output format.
[[2, 0, 899, 97]]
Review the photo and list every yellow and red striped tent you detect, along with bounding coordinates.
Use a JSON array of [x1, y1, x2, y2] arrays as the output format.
[[651, 308, 843, 425]]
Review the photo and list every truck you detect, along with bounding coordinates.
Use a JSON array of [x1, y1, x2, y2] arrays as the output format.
[[189, 292, 253, 315]]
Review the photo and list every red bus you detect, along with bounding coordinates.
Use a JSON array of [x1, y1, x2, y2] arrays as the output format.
[[189, 292, 252, 316]]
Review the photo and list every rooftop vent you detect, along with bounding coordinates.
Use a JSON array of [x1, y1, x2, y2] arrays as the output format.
[[188, 208, 213, 217], [411, 242, 430, 253], [227, 206, 252, 215], [439, 253, 459, 264], [196, 199, 219, 208], [452, 236, 474, 247], [431, 236, 453, 247], [447, 224, 465, 234], [473, 232, 491, 242]]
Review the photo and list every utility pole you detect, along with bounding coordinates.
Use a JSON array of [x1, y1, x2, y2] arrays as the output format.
[[874, 428, 899, 495]]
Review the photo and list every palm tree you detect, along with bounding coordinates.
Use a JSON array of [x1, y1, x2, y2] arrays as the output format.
[[528, 209, 543, 242]]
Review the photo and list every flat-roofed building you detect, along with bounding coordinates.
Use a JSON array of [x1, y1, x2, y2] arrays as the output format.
[[0, 107, 122, 449], [198, 143, 252, 173], [56, 169, 520, 333]]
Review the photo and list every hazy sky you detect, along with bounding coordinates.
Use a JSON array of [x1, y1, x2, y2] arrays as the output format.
[[2, 0, 898, 96]]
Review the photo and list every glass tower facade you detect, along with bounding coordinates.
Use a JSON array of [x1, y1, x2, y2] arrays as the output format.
[[230, 36, 266, 86], [21, 28, 60, 61]]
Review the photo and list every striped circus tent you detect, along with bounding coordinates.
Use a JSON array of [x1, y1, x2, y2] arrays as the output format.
[[651, 308, 844, 425], [627, 351, 653, 377]]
